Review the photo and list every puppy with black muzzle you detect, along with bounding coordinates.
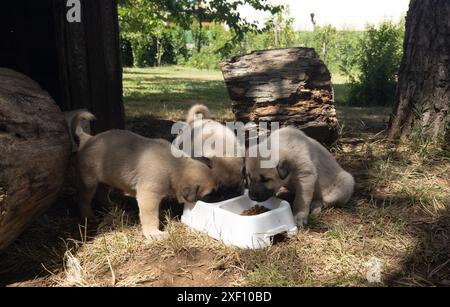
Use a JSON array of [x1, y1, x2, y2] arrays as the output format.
[[174, 104, 245, 201], [71, 111, 216, 241], [246, 127, 355, 227]]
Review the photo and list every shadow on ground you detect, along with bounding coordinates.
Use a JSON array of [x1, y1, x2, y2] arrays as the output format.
[[1, 113, 449, 287], [386, 206, 450, 286], [337, 132, 450, 287], [0, 192, 81, 286], [0, 187, 184, 287], [126, 115, 175, 140]]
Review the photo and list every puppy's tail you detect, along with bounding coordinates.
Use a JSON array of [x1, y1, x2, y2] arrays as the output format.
[[324, 171, 355, 206], [186, 104, 211, 124], [70, 111, 96, 150]]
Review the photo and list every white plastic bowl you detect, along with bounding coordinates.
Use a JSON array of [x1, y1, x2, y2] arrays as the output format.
[[181, 192, 298, 249]]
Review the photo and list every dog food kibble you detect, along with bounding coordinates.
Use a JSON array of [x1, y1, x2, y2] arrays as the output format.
[[240, 205, 271, 216]]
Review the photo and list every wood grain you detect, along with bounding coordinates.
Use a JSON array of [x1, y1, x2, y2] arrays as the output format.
[[221, 48, 339, 145], [0, 68, 71, 249]]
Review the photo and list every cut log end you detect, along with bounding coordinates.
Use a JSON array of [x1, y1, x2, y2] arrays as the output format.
[[221, 47, 339, 145]]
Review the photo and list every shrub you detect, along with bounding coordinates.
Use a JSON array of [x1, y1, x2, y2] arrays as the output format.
[[347, 21, 404, 106], [120, 39, 134, 67], [186, 45, 222, 70]]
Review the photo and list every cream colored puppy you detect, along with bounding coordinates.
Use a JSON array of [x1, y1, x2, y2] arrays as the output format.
[[64, 109, 91, 152], [246, 126, 355, 226], [71, 111, 216, 241], [175, 105, 245, 200]]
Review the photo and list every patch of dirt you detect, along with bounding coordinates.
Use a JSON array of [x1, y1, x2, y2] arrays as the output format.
[[111, 249, 235, 287], [9, 249, 235, 287]]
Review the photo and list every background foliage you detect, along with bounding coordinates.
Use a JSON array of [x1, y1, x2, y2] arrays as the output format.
[[346, 21, 405, 106], [119, 1, 405, 105]]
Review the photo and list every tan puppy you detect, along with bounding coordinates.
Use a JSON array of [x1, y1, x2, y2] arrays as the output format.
[[71, 111, 216, 241], [246, 127, 355, 226], [64, 109, 91, 152], [175, 105, 245, 201]]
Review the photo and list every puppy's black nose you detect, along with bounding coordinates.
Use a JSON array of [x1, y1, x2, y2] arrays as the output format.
[[248, 191, 258, 201], [249, 190, 273, 203]]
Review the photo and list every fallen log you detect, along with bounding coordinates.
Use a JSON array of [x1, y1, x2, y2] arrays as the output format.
[[221, 47, 339, 145], [0, 68, 71, 249]]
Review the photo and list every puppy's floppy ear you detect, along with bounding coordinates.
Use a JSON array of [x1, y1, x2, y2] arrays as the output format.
[[182, 185, 200, 203], [193, 157, 213, 169], [277, 159, 290, 180]]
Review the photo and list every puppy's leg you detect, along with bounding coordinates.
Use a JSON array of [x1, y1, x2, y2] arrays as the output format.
[[77, 179, 98, 221], [94, 184, 113, 208], [310, 182, 325, 216], [310, 200, 324, 216], [292, 173, 318, 227], [136, 189, 169, 241]]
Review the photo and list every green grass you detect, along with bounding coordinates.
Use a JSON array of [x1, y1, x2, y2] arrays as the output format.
[[123, 66, 233, 121], [123, 67, 361, 123], [331, 73, 351, 105]]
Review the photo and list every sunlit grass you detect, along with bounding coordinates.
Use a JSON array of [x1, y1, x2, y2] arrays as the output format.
[[123, 66, 232, 121]]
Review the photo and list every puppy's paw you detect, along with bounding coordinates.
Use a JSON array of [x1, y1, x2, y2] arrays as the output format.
[[143, 229, 169, 241], [310, 201, 324, 216], [296, 218, 308, 228], [295, 212, 309, 228]]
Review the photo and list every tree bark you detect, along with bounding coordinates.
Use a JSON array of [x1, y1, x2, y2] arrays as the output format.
[[0, 69, 71, 249], [221, 47, 339, 145], [388, 0, 450, 141], [53, 0, 125, 133]]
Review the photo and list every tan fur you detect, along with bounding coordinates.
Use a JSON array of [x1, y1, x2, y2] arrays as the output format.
[[70, 111, 215, 241], [246, 127, 355, 226], [64, 109, 94, 152], [69, 110, 96, 150], [186, 104, 211, 124], [176, 105, 245, 197]]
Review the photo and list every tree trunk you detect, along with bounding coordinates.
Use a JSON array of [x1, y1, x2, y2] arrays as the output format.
[[156, 38, 161, 67], [53, 0, 125, 133], [221, 47, 339, 145], [0, 69, 71, 249], [274, 24, 280, 48], [196, 17, 203, 53], [388, 0, 450, 141]]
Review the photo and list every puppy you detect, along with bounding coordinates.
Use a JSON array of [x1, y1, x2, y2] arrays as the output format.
[[71, 111, 216, 241], [175, 105, 245, 201], [246, 126, 355, 226], [64, 109, 91, 153]]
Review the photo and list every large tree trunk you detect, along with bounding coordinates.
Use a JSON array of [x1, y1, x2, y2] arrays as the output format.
[[388, 0, 450, 141], [0, 69, 71, 249], [52, 0, 125, 133], [0, 1, 125, 133], [221, 48, 339, 145]]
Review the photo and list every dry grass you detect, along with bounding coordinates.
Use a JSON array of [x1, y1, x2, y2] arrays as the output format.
[[1, 67, 449, 287]]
